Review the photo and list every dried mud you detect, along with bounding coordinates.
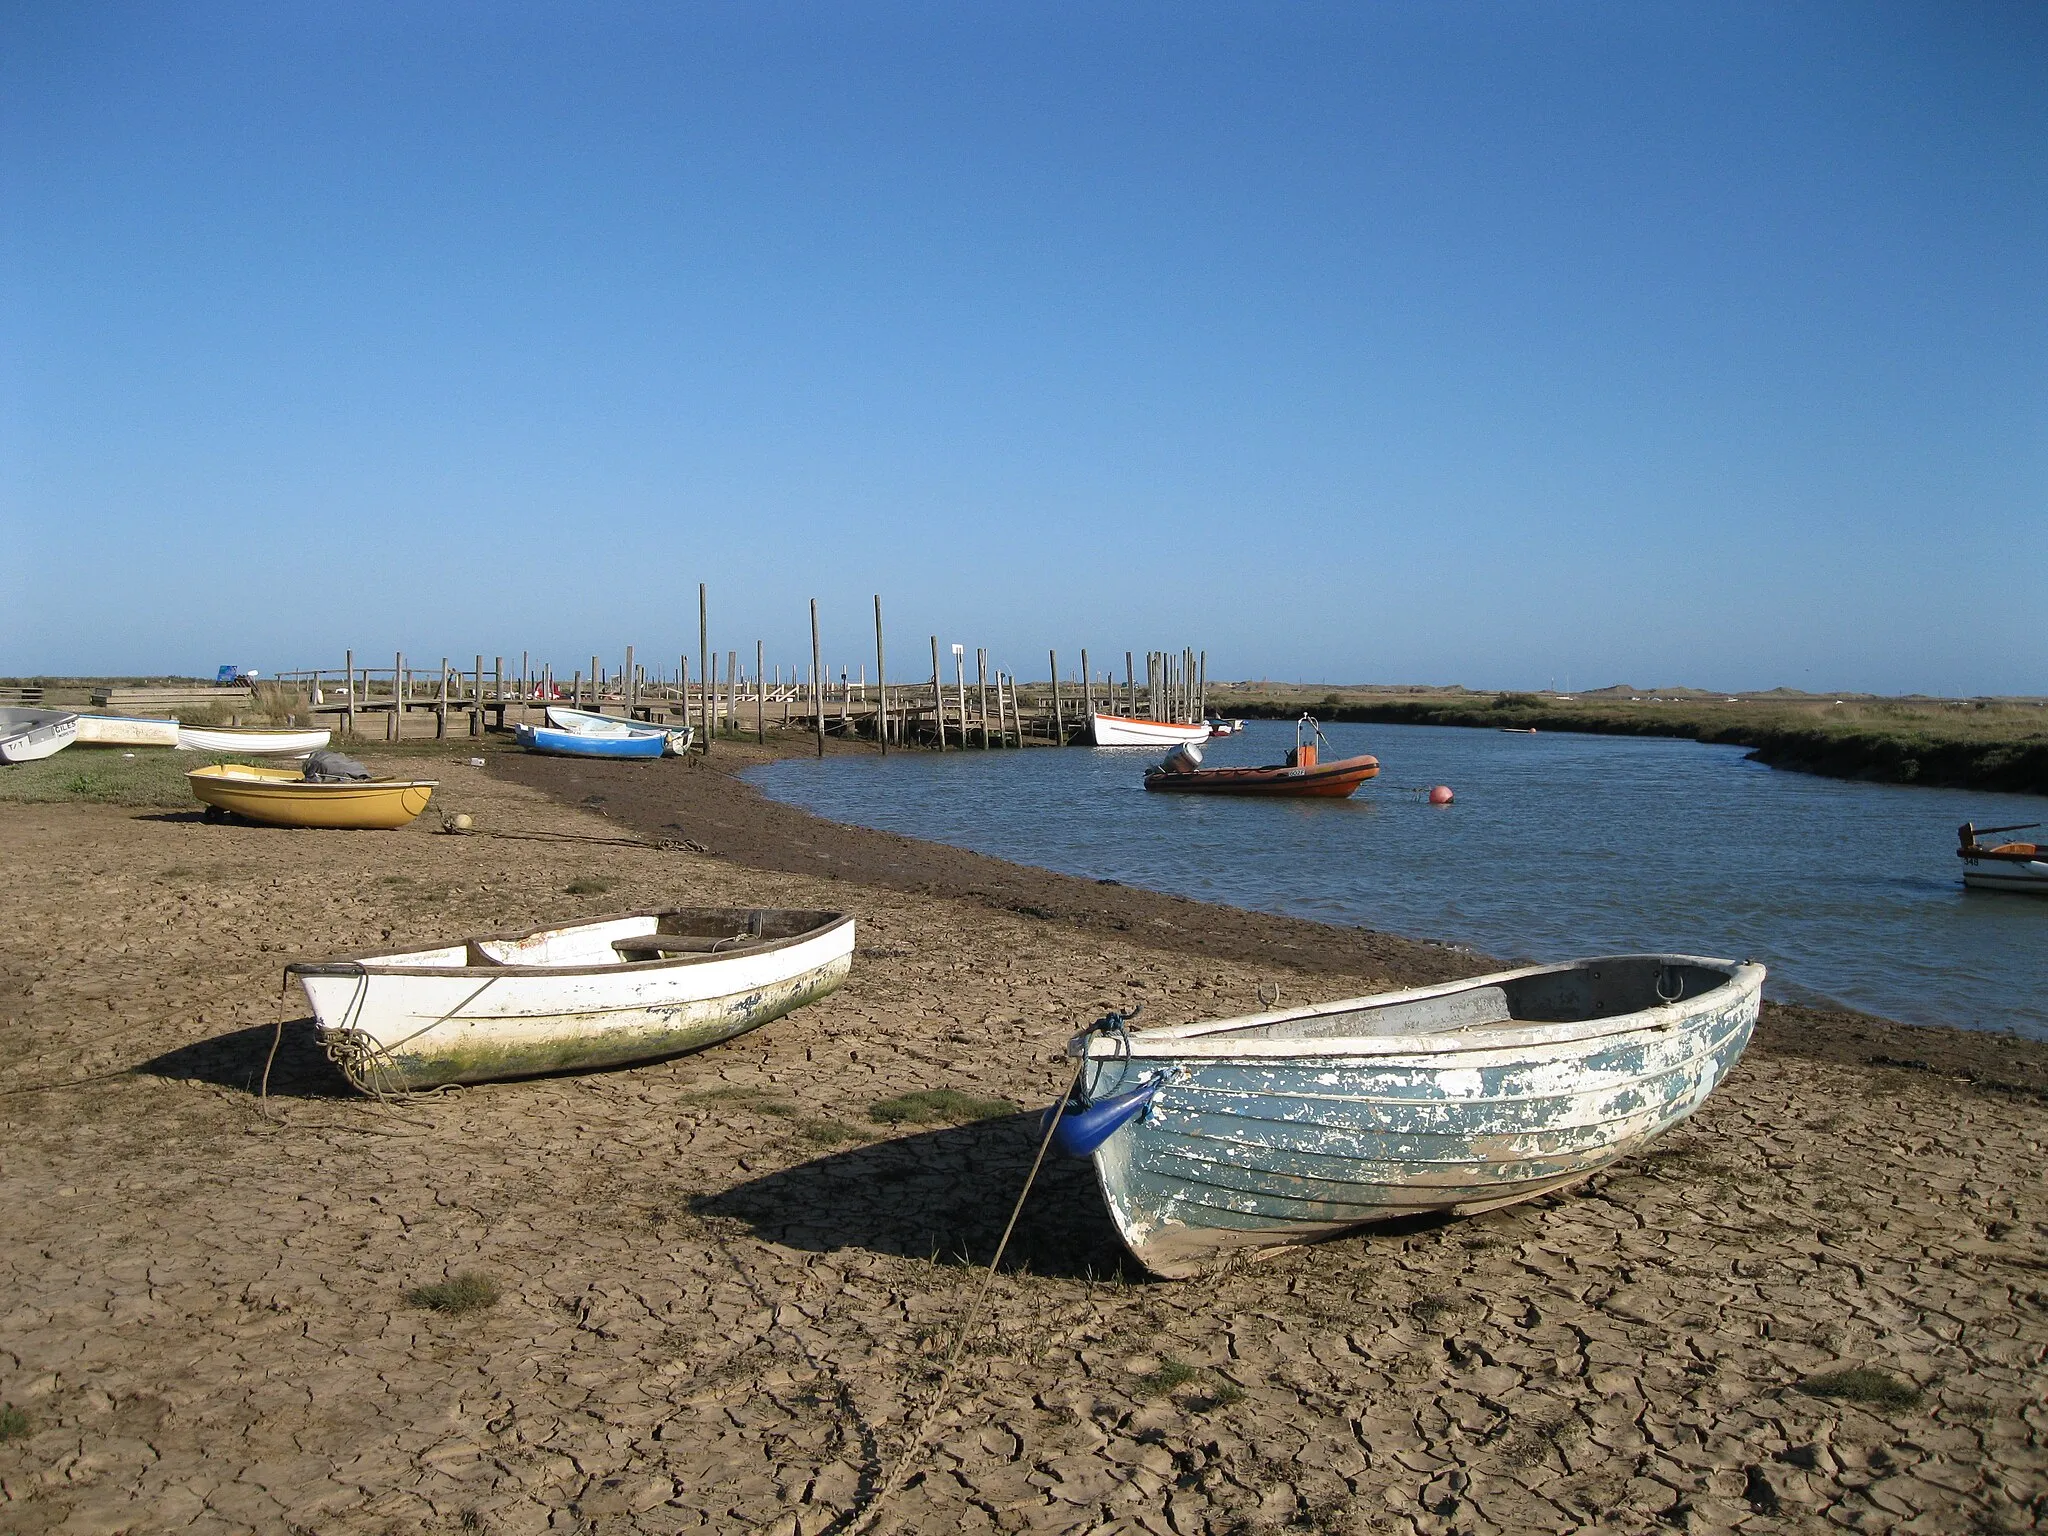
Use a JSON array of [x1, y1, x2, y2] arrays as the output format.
[[1, 745, 2044, 1535]]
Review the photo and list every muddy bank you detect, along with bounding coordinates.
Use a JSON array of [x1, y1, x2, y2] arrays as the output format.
[[0, 749, 2043, 1535]]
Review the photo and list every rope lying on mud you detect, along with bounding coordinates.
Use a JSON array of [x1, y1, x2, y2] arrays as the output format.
[[440, 819, 710, 854], [845, 1055, 1087, 1536]]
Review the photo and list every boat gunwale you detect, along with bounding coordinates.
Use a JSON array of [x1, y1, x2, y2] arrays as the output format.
[[286, 906, 854, 980], [1072, 954, 1761, 1061]]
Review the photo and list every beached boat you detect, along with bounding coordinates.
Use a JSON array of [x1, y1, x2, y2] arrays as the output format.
[[177, 725, 332, 755], [287, 906, 855, 1092], [1145, 720, 1379, 798], [1053, 953, 1763, 1277], [1090, 713, 1211, 748], [74, 714, 182, 747], [187, 763, 438, 829], [0, 708, 78, 764], [1958, 821, 2048, 895], [544, 706, 694, 754], [516, 721, 667, 758]]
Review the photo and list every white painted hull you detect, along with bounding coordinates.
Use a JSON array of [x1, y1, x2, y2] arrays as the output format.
[[290, 907, 854, 1092], [1089, 713, 1212, 748], [74, 714, 182, 747], [1070, 954, 1763, 1277], [1963, 863, 2048, 894], [0, 709, 78, 763], [177, 726, 332, 755]]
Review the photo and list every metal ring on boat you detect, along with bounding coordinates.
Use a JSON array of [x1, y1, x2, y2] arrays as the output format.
[[1656, 965, 1685, 1004]]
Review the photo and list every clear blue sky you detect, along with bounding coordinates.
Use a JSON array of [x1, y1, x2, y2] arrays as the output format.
[[5, 3, 2043, 693]]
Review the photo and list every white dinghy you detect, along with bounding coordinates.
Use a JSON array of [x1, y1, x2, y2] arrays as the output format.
[[1054, 953, 1763, 1277], [177, 724, 332, 755], [544, 706, 695, 754], [0, 708, 79, 763], [288, 906, 854, 1092], [1089, 713, 1212, 748], [74, 714, 182, 747]]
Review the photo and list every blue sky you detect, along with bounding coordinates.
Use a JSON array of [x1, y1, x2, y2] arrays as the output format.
[[4, 3, 2043, 693]]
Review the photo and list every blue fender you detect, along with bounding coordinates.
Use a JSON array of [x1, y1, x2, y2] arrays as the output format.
[[1043, 1080, 1161, 1157]]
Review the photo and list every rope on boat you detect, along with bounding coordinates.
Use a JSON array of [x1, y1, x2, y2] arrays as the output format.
[[846, 1053, 1089, 1536]]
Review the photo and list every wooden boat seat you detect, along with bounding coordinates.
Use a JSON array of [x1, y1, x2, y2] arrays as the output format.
[[1258, 986, 1514, 1041], [610, 934, 765, 958]]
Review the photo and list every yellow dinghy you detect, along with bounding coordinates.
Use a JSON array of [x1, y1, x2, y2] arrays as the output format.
[[187, 763, 438, 829]]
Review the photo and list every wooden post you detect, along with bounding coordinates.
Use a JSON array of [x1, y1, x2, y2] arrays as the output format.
[[625, 645, 635, 718], [471, 655, 483, 736], [726, 650, 737, 738], [698, 584, 711, 755], [342, 649, 355, 736], [953, 645, 968, 749], [1081, 648, 1094, 733], [840, 670, 851, 734], [930, 636, 945, 750], [976, 648, 990, 749], [809, 599, 825, 757], [873, 595, 888, 755], [1198, 649, 1207, 721], [756, 639, 765, 744], [438, 658, 450, 738], [1124, 651, 1135, 719], [388, 651, 401, 740]]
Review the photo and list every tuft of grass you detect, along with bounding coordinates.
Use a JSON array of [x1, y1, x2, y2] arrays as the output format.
[[792, 1117, 870, 1146], [0, 1404, 30, 1441], [1134, 1357, 1201, 1397], [1409, 1292, 1460, 1330], [1186, 1379, 1246, 1412], [1800, 1367, 1923, 1410], [693, 1085, 796, 1116], [867, 1088, 1020, 1126], [406, 1272, 502, 1315], [563, 876, 611, 895], [0, 750, 263, 808]]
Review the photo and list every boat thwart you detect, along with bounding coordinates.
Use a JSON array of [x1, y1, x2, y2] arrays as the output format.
[[288, 906, 855, 1091], [1057, 953, 1764, 1277]]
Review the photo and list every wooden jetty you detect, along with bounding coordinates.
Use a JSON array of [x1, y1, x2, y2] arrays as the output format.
[[267, 596, 1216, 755]]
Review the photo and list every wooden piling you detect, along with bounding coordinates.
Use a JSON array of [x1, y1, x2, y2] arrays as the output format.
[[438, 659, 450, 738], [698, 585, 711, 755], [756, 639, 765, 744], [874, 595, 888, 755], [930, 636, 946, 750], [389, 651, 401, 740], [976, 648, 989, 749], [810, 599, 825, 757], [343, 650, 355, 736], [1082, 649, 1094, 731], [726, 651, 737, 738], [1049, 650, 1063, 745]]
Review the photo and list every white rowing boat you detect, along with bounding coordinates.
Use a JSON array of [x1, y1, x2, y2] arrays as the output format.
[[288, 906, 854, 1092], [544, 706, 695, 754], [1055, 953, 1763, 1277], [176, 725, 332, 755], [1089, 713, 1212, 748], [74, 714, 181, 748], [0, 708, 78, 764]]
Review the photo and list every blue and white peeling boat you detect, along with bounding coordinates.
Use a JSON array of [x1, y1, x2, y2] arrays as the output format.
[[1061, 954, 1764, 1277], [516, 720, 667, 758]]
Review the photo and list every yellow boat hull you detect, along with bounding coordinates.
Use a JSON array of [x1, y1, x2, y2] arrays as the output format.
[[187, 764, 437, 830]]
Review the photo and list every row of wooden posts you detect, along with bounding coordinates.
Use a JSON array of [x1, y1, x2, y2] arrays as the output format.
[[272, 590, 1211, 756]]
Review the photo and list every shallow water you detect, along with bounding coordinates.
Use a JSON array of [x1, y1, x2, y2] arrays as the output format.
[[748, 720, 2048, 1039]]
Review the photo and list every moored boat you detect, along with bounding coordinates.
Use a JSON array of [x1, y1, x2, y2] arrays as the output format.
[[1090, 713, 1211, 748], [177, 725, 332, 755], [288, 906, 855, 1091], [74, 714, 182, 747], [1202, 717, 1245, 736], [1054, 953, 1764, 1277], [1144, 717, 1378, 798], [516, 721, 667, 758], [0, 708, 78, 764], [187, 763, 438, 829], [543, 706, 694, 754], [1958, 821, 2048, 895]]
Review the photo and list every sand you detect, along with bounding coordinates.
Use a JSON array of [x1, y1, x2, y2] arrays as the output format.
[[2, 743, 2044, 1535]]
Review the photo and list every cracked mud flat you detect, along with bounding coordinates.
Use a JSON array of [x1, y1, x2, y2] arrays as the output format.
[[2, 746, 2045, 1535]]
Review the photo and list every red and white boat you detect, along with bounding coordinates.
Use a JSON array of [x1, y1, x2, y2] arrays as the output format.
[[1090, 713, 1211, 748]]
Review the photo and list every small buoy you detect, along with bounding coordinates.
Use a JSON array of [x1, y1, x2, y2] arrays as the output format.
[[443, 812, 475, 834], [1428, 785, 1454, 805]]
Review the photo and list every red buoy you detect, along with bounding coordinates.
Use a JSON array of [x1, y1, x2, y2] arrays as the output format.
[[1428, 785, 1454, 805]]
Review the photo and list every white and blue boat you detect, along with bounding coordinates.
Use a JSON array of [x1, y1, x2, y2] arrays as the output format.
[[516, 707, 692, 759], [1055, 953, 1763, 1277]]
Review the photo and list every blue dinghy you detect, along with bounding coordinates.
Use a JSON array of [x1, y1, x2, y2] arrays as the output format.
[[1060, 953, 1763, 1277], [515, 723, 667, 759]]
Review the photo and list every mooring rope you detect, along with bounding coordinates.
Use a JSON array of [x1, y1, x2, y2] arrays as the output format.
[[844, 1054, 1088, 1536]]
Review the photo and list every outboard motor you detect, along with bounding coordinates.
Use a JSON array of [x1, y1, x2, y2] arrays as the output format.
[[1160, 741, 1203, 774]]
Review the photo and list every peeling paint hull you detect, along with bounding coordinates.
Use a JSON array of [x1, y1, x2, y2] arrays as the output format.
[[1071, 954, 1763, 1278], [289, 907, 854, 1093]]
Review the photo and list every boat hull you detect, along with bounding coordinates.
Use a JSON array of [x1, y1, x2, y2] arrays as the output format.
[[74, 714, 182, 747], [0, 709, 78, 764], [177, 726, 332, 755], [1090, 713, 1212, 748], [187, 764, 437, 829], [290, 908, 854, 1091], [1072, 955, 1763, 1277], [1962, 862, 2048, 894], [1145, 753, 1380, 797], [516, 723, 667, 758]]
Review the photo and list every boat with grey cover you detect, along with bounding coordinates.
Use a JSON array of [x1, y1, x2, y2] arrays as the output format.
[[1060, 953, 1763, 1277]]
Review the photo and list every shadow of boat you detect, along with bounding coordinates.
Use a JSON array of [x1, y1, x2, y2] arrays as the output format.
[[135, 1017, 355, 1099], [693, 1114, 1146, 1281]]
